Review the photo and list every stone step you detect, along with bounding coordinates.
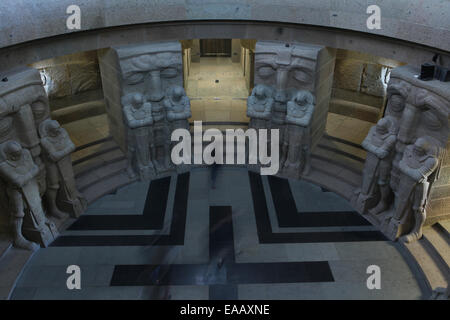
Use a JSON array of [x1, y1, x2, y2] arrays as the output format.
[[72, 139, 123, 177], [51, 99, 106, 125], [329, 98, 380, 123], [403, 237, 450, 293], [423, 224, 450, 268], [0, 247, 35, 300], [81, 170, 136, 205], [76, 158, 128, 192], [304, 156, 362, 201]]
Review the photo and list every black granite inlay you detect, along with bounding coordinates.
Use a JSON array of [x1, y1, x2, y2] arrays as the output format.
[[110, 205, 334, 290], [68, 176, 171, 230], [50, 172, 190, 246], [249, 171, 387, 243], [267, 175, 371, 228]]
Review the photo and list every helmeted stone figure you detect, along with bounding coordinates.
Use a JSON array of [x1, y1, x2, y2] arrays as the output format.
[[247, 84, 273, 130], [283, 90, 315, 176], [356, 117, 397, 214], [122, 93, 155, 180], [164, 85, 191, 131], [39, 119, 87, 218], [0, 141, 57, 249], [393, 137, 438, 243]]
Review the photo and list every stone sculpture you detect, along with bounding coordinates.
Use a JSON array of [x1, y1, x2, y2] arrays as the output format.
[[39, 119, 87, 218], [0, 141, 57, 249], [393, 138, 439, 242], [0, 68, 51, 195], [122, 93, 155, 180], [254, 41, 335, 153], [247, 84, 273, 130], [356, 65, 449, 242], [355, 117, 397, 214], [283, 90, 315, 177], [164, 85, 191, 131], [98, 41, 183, 175]]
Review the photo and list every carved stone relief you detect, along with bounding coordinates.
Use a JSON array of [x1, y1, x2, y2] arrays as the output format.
[[0, 67, 82, 249], [353, 65, 450, 242]]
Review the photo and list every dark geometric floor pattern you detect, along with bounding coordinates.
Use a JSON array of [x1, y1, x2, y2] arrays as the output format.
[[11, 167, 423, 300]]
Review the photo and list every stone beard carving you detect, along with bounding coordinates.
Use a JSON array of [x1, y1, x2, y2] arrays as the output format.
[[122, 93, 155, 180], [247, 85, 273, 129], [151, 100, 172, 172], [164, 85, 191, 131], [355, 117, 397, 214], [394, 138, 438, 243], [0, 141, 57, 249], [283, 90, 315, 176], [271, 90, 289, 167], [39, 119, 87, 218]]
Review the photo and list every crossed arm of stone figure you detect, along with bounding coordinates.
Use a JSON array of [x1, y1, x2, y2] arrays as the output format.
[[123, 104, 154, 129], [0, 152, 39, 188], [41, 133, 75, 163], [246, 97, 273, 120], [165, 99, 191, 121], [361, 127, 396, 159], [399, 149, 438, 183], [286, 102, 315, 127]]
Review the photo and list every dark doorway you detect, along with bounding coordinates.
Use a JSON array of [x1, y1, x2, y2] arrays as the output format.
[[200, 39, 232, 57]]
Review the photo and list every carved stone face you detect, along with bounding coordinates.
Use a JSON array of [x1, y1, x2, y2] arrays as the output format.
[[293, 90, 314, 108], [255, 41, 319, 95], [386, 67, 450, 147], [117, 42, 183, 102], [4, 141, 23, 161], [254, 86, 266, 100], [46, 120, 61, 138], [413, 138, 429, 157], [171, 86, 184, 102], [131, 93, 143, 109], [375, 118, 390, 135]]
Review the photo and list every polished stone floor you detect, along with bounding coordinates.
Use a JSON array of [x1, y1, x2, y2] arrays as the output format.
[[186, 57, 250, 131], [11, 167, 424, 300]]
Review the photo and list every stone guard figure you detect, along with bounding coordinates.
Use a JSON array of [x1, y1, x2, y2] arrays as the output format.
[[247, 85, 273, 130], [0, 141, 57, 249], [355, 117, 397, 214], [164, 85, 191, 132], [39, 119, 87, 218], [391, 137, 438, 243], [123, 93, 155, 180], [283, 90, 315, 177]]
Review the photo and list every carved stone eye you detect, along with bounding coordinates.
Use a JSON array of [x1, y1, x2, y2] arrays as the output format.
[[125, 72, 145, 85], [160, 67, 178, 78], [389, 94, 404, 112], [422, 109, 442, 131], [292, 69, 311, 83], [0, 117, 13, 138], [258, 66, 275, 78]]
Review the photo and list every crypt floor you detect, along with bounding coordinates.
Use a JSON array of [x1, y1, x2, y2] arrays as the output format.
[[11, 167, 424, 300]]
